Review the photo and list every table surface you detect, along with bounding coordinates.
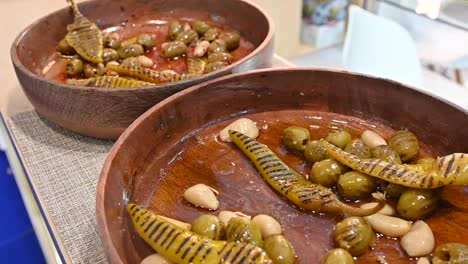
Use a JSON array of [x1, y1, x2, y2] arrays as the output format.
[[1, 1, 468, 264]]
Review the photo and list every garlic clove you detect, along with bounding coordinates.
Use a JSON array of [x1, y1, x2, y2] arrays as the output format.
[[219, 118, 259, 142], [183, 184, 219, 210]]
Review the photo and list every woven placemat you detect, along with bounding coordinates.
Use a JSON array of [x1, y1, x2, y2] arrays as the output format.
[[8, 111, 113, 264]]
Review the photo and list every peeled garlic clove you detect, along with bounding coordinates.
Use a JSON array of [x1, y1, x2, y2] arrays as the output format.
[[252, 214, 282, 238], [158, 215, 191, 230], [361, 130, 387, 149], [360, 202, 395, 216], [218, 210, 251, 226], [183, 184, 219, 210], [364, 213, 412, 237], [401, 220, 434, 257], [141, 253, 174, 264], [416, 257, 430, 264], [193, 40, 210, 57], [137, 55, 154, 68], [219, 118, 259, 142]]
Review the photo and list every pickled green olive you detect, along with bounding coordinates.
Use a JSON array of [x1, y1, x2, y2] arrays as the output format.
[[168, 20, 183, 40], [263, 235, 296, 264], [161, 41, 187, 59], [175, 29, 198, 45], [207, 52, 233, 64], [325, 129, 352, 149], [282, 126, 310, 152], [388, 130, 420, 162], [192, 20, 211, 35], [304, 140, 329, 163], [65, 58, 83, 77], [83, 63, 105, 78], [190, 215, 225, 240], [225, 217, 263, 247], [310, 158, 346, 187], [417, 157, 436, 165], [381, 182, 407, 198], [120, 37, 137, 48], [57, 38, 76, 55], [344, 139, 371, 159], [104, 32, 121, 49], [219, 31, 241, 51], [121, 57, 142, 68], [320, 248, 354, 264], [334, 217, 376, 256], [118, 44, 144, 59], [337, 171, 377, 200], [204, 61, 228, 73], [397, 189, 439, 220], [102, 48, 119, 63], [208, 39, 227, 53], [371, 145, 402, 164], [203, 27, 220, 42], [137, 33, 156, 49], [433, 243, 468, 264]]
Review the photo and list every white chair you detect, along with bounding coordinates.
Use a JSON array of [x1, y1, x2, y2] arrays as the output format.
[[343, 5, 424, 88]]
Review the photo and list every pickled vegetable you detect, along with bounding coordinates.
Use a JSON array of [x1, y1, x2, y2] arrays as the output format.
[[345, 139, 371, 159], [310, 158, 346, 187], [282, 126, 310, 152], [220, 31, 241, 51], [66, 76, 153, 88], [107, 64, 194, 84], [225, 217, 263, 247], [397, 189, 439, 220], [57, 38, 76, 55], [207, 52, 233, 64], [161, 41, 188, 59], [204, 61, 228, 73], [371, 145, 402, 164], [208, 39, 227, 53], [118, 44, 144, 59], [168, 20, 183, 40], [304, 140, 329, 163], [104, 32, 121, 49], [320, 248, 354, 264], [65, 58, 83, 77], [203, 28, 220, 42], [334, 217, 376, 256], [320, 139, 468, 188], [127, 203, 272, 264], [102, 48, 119, 63], [137, 33, 156, 49], [175, 29, 198, 45], [83, 63, 105, 78], [65, 0, 103, 63], [229, 130, 385, 216], [191, 215, 225, 240], [192, 20, 211, 35], [381, 182, 407, 198], [338, 171, 377, 200], [388, 130, 419, 162], [325, 129, 352, 149], [263, 235, 296, 264], [433, 243, 468, 264], [187, 57, 206, 75]]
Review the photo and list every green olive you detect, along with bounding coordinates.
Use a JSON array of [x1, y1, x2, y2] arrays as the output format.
[[104, 32, 121, 49], [175, 29, 199, 45], [310, 158, 346, 187], [137, 33, 157, 49], [304, 140, 329, 163], [190, 215, 225, 240], [162, 41, 187, 59], [118, 44, 144, 59], [120, 37, 137, 48], [65, 58, 83, 77], [192, 20, 211, 35], [219, 31, 241, 51], [325, 129, 352, 149], [381, 182, 407, 198], [225, 217, 263, 247], [204, 61, 228, 73], [263, 235, 296, 264], [388, 130, 419, 162], [57, 38, 76, 55], [203, 27, 220, 42], [168, 20, 183, 40], [120, 57, 142, 68], [344, 139, 371, 159], [208, 39, 227, 53], [371, 145, 402, 164], [337, 171, 377, 200], [207, 52, 233, 64], [320, 248, 354, 264], [433, 243, 468, 264], [334, 217, 375, 256], [102, 48, 119, 63], [282, 126, 310, 152], [397, 188, 439, 220], [83, 63, 105, 78]]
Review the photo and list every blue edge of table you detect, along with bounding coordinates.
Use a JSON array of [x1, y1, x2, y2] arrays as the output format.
[[0, 112, 61, 263]]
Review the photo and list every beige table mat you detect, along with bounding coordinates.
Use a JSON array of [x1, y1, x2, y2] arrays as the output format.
[[8, 111, 113, 264]]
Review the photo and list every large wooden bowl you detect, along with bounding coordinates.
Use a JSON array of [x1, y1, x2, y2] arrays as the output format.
[[96, 69, 468, 263], [10, 0, 273, 139]]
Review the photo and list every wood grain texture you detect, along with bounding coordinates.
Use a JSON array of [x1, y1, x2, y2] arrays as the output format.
[[96, 69, 468, 263], [10, 0, 274, 139]]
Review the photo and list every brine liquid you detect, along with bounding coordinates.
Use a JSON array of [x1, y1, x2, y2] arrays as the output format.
[[138, 110, 464, 264], [42, 18, 255, 83]]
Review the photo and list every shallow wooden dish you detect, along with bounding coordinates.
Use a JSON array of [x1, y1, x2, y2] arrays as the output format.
[[10, 0, 273, 139], [97, 69, 468, 263]]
